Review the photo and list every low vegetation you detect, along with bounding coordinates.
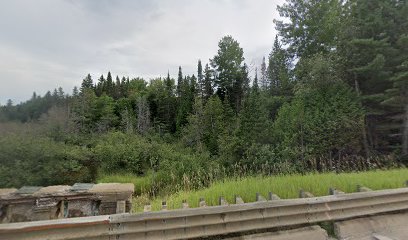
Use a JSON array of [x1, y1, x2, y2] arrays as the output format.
[[0, 0, 407, 206], [129, 169, 408, 212]]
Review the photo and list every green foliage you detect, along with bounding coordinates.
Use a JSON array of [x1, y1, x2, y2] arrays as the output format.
[[268, 36, 293, 96], [275, 0, 342, 58], [139, 168, 408, 212], [211, 35, 246, 111], [274, 80, 364, 169], [0, 134, 94, 188], [95, 131, 222, 193]]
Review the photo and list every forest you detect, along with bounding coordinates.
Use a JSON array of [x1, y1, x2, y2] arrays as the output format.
[[0, 0, 407, 195]]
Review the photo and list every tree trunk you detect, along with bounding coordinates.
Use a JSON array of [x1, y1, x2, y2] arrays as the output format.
[[402, 102, 408, 156], [354, 79, 371, 158]]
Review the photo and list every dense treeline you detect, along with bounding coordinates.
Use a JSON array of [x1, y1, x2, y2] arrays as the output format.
[[0, 0, 407, 193]]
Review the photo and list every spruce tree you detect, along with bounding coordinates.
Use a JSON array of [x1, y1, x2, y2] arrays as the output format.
[[260, 56, 268, 91], [177, 66, 183, 97], [80, 74, 93, 93], [106, 72, 113, 97], [268, 36, 292, 96], [197, 60, 204, 98], [203, 63, 213, 101]]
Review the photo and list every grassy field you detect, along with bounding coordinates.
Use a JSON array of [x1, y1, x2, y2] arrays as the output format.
[[98, 169, 408, 212]]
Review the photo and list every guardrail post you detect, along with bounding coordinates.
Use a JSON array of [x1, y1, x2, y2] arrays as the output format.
[[256, 193, 266, 202], [357, 185, 372, 192], [161, 200, 167, 210], [299, 189, 314, 198], [219, 196, 228, 206], [143, 203, 151, 212], [268, 192, 280, 200], [235, 195, 245, 204], [182, 200, 189, 209], [329, 188, 345, 195], [199, 197, 206, 207]]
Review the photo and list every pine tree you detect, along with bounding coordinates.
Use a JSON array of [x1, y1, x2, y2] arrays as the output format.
[[72, 87, 79, 97], [177, 67, 183, 97], [203, 63, 213, 101], [268, 36, 292, 96], [338, 0, 406, 155], [197, 60, 204, 98], [114, 76, 121, 99], [80, 74, 93, 93], [95, 75, 105, 97], [106, 72, 113, 96], [165, 71, 172, 95], [260, 56, 268, 91], [253, 68, 259, 93]]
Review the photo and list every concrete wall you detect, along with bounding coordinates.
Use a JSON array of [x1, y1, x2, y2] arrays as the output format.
[[0, 183, 134, 223]]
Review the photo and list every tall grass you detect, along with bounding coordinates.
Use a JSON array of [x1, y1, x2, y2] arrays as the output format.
[[133, 169, 408, 212], [98, 172, 153, 195]]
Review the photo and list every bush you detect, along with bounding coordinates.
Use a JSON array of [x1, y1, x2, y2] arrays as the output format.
[[0, 134, 94, 188], [95, 132, 223, 194]]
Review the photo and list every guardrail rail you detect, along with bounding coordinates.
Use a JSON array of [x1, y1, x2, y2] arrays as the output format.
[[1, 183, 407, 240]]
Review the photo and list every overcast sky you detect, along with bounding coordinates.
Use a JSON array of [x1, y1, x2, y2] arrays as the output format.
[[0, 0, 284, 104]]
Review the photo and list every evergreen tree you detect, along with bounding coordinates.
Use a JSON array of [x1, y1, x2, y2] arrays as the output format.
[[211, 35, 245, 112], [268, 36, 292, 96], [71, 87, 96, 133], [202, 96, 224, 155], [382, 34, 408, 156], [95, 75, 106, 97], [203, 63, 214, 101], [72, 87, 79, 97], [165, 71, 172, 95], [177, 66, 183, 96], [253, 69, 259, 93], [93, 94, 117, 133], [80, 74, 93, 93], [338, 0, 407, 154], [114, 76, 121, 99], [197, 60, 204, 98], [106, 72, 114, 96], [260, 56, 268, 90]]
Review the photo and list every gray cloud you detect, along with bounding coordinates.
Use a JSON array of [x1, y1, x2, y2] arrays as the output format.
[[0, 0, 284, 104]]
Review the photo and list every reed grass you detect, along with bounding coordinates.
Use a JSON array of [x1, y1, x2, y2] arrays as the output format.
[[132, 168, 408, 212]]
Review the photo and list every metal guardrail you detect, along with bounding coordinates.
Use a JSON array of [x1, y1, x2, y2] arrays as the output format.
[[1, 186, 408, 240]]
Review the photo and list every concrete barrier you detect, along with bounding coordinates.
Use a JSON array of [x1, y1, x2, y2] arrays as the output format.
[[0, 183, 134, 223], [1, 186, 407, 240]]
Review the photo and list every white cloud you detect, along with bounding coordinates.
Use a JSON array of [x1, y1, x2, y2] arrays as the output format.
[[0, 0, 284, 104]]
